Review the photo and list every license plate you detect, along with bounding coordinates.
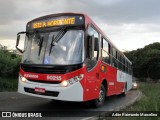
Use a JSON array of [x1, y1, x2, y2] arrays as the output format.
[[35, 87, 45, 93]]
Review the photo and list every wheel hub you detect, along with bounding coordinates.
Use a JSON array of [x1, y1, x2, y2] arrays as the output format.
[[99, 90, 104, 102]]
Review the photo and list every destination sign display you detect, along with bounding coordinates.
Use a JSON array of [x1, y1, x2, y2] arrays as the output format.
[[33, 17, 75, 29], [27, 15, 84, 30]]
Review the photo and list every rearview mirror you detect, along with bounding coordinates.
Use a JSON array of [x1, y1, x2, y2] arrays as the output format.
[[16, 31, 26, 53], [16, 35, 20, 47]]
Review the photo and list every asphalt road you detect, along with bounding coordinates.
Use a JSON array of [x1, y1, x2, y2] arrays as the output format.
[[0, 90, 140, 120]]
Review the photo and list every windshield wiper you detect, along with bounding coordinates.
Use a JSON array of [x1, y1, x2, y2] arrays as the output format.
[[49, 27, 67, 56], [38, 36, 44, 56]]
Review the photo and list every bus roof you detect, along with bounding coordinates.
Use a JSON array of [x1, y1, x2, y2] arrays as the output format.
[[28, 12, 85, 24]]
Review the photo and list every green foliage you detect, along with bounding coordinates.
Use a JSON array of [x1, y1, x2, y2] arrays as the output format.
[[125, 42, 160, 81], [0, 78, 18, 92], [132, 82, 160, 111], [104, 82, 160, 120], [0, 50, 21, 78]]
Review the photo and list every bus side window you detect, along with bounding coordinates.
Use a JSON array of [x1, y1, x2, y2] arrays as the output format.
[[119, 55, 123, 70], [122, 57, 125, 72], [125, 60, 128, 73], [112, 47, 117, 68], [117, 52, 120, 70], [102, 38, 110, 64], [120, 55, 123, 70], [129, 63, 132, 75], [87, 25, 99, 71]]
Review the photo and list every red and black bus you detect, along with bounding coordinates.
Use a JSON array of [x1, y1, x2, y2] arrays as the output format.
[[16, 13, 132, 107]]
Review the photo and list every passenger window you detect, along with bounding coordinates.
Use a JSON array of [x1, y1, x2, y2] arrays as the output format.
[[118, 62, 122, 70], [125, 61, 128, 73], [102, 38, 109, 52], [117, 54, 123, 71], [123, 64, 125, 72], [109, 45, 112, 55], [111, 47, 117, 68], [112, 57, 117, 68], [102, 38, 110, 64], [112, 48, 117, 58], [122, 57, 125, 72]]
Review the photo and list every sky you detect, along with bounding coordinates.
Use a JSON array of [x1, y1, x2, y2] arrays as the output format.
[[0, 0, 160, 51]]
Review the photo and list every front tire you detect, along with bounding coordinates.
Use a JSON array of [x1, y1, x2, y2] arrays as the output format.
[[91, 84, 106, 108]]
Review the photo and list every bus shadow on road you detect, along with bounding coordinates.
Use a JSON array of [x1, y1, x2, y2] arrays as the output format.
[[26, 94, 126, 117], [31, 93, 124, 111]]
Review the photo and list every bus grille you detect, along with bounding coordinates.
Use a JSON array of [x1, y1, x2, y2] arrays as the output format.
[[21, 65, 67, 74], [28, 79, 61, 84], [24, 87, 59, 97], [21, 63, 83, 74]]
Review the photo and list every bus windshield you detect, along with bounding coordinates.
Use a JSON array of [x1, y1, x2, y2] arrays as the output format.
[[22, 29, 84, 65]]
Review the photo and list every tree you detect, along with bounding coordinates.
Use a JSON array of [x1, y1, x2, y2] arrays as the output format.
[[0, 50, 21, 78], [124, 42, 160, 81]]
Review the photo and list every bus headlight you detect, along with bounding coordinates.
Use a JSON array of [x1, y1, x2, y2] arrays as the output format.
[[61, 80, 68, 87], [21, 77, 27, 82], [19, 74, 27, 82], [61, 74, 84, 87]]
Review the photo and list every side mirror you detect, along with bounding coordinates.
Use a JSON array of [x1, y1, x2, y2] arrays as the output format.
[[16, 35, 20, 47], [16, 31, 26, 53]]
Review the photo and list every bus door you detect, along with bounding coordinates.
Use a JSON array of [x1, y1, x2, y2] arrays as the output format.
[[86, 25, 100, 100]]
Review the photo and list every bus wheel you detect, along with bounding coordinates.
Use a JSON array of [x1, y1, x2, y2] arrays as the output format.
[[91, 84, 106, 108], [121, 83, 127, 96]]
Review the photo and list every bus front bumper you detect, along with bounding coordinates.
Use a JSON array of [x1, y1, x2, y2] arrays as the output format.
[[18, 77, 83, 102]]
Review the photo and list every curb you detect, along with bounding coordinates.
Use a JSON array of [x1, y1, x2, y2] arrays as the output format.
[[111, 90, 142, 111], [82, 90, 142, 120]]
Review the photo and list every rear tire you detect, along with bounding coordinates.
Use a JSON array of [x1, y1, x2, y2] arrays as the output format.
[[90, 84, 106, 108], [121, 83, 127, 96]]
